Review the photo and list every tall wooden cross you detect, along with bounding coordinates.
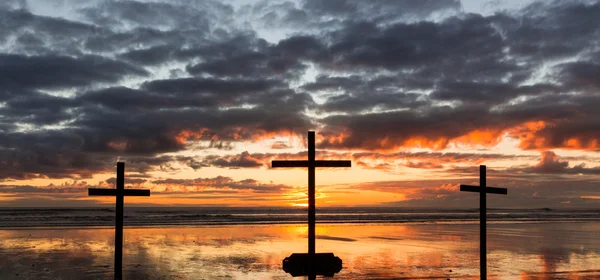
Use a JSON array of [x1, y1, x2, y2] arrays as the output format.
[[460, 165, 507, 280], [272, 131, 350, 278], [89, 162, 150, 280]]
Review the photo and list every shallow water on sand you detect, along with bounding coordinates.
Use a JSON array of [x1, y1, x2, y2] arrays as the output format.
[[1, 222, 599, 279]]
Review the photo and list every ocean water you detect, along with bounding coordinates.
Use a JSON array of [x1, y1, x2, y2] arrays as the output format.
[[1, 207, 599, 227], [1, 208, 600, 279], [1, 222, 600, 279]]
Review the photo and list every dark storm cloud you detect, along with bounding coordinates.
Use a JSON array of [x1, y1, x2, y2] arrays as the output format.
[[4, 89, 306, 161], [1, 93, 78, 125], [0, 131, 202, 179], [301, 75, 362, 92], [556, 61, 600, 90], [273, 35, 326, 59], [0, 130, 110, 180], [0, 0, 311, 180], [323, 91, 426, 113], [0, 54, 148, 94], [67, 92, 313, 155], [184, 34, 329, 79], [146, 33, 271, 68], [79, 87, 170, 110], [281, 14, 530, 147], [247, 0, 460, 30], [430, 82, 558, 105], [78, 86, 206, 111], [79, 0, 232, 30], [84, 27, 201, 54], [0, 8, 103, 55], [303, 75, 429, 113], [508, 1, 600, 60], [0, 150, 106, 181], [0, 124, 199, 180], [301, 0, 460, 19], [311, 14, 516, 80], [79, 75, 308, 113], [79, 1, 248, 67], [310, 1, 600, 150], [118, 45, 174, 66], [141, 77, 283, 96], [0, 0, 235, 64], [186, 50, 307, 79]]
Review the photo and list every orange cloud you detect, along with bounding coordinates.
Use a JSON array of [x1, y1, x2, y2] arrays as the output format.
[[319, 127, 506, 151], [506, 120, 600, 150], [175, 129, 211, 143], [508, 121, 549, 149], [453, 128, 504, 148]]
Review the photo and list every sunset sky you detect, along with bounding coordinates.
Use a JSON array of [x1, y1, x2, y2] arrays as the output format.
[[1, 0, 600, 208]]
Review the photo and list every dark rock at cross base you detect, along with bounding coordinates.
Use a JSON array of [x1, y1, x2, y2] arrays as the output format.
[[282, 253, 342, 277]]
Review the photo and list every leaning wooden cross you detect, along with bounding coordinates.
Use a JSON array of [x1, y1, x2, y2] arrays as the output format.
[[460, 165, 507, 280], [272, 131, 351, 278], [88, 162, 150, 280]]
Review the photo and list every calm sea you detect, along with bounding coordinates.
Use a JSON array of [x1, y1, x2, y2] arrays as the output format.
[[1, 207, 599, 227]]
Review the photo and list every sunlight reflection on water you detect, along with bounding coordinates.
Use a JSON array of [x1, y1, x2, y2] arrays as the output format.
[[1, 223, 599, 279]]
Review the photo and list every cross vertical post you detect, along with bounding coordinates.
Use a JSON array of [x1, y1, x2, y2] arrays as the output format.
[[272, 131, 350, 278], [479, 165, 486, 279], [115, 162, 124, 280], [460, 165, 507, 280], [88, 162, 150, 280], [308, 131, 316, 255]]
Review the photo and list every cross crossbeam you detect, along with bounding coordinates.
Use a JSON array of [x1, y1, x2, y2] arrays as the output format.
[[272, 131, 351, 278], [88, 162, 150, 280], [460, 185, 507, 195], [271, 160, 351, 168], [459, 165, 507, 280], [88, 189, 150, 196]]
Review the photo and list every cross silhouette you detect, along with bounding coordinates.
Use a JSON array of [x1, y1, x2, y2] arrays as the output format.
[[88, 162, 150, 280], [460, 165, 507, 280], [272, 131, 350, 278]]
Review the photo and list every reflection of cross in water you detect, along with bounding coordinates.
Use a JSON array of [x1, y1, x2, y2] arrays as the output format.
[[460, 165, 507, 280], [272, 131, 350, 278], [88, 162, 150, 280]]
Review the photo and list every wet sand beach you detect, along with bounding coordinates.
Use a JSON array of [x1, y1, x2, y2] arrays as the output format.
[[1, 222, 599, 279]]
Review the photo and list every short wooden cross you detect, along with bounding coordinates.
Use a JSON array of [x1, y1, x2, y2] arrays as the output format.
[[272, 131, 350, 278], [460, 165, 507, 280], [88, 162, 150, 280]]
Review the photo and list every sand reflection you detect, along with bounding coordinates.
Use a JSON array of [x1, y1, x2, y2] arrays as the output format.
[[0, 223, 599, 279]]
